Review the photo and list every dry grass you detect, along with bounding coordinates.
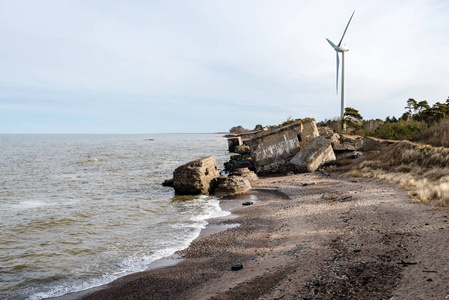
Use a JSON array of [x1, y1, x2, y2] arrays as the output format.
[[346, 141, 449, 208], [416, 118, 449, 147]]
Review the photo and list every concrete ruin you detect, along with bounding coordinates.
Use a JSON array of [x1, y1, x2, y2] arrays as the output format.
[[225, 119, 382, 175], [172, 156, 220, 195], [299, 118, 320, 148], [249, 121, 302, 174], [290, 138, 336, 172], [227, 136, 242, 153], [211, 175, 252, 197], [243, 118, 324, 174]]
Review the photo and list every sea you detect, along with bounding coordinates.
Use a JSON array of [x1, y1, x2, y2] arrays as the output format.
[[0, 133, 231, 300]]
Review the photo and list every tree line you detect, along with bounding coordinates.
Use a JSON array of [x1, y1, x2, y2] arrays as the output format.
[[319, 97, 449, 146]]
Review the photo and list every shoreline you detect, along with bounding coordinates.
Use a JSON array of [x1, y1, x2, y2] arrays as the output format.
[[54, 172, 448, 299], [50, 191, 258, 300]]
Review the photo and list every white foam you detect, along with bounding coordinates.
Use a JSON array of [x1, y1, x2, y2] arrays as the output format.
[[14, 200, 53, 209], [27, 239, 199, 300], [26, 198, 231, 300]]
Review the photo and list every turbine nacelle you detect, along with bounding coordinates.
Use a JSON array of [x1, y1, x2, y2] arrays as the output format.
[[326, 11, 355, 94], [326, 39, 349, 52]]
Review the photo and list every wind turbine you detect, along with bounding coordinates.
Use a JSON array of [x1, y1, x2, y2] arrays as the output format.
[[326, 11, 355, 131]]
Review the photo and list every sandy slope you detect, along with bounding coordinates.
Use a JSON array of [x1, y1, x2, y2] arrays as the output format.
[[79, 172, 449, 300]]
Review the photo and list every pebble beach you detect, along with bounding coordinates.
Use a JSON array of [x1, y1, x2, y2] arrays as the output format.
[[64, 172, 449, 300]]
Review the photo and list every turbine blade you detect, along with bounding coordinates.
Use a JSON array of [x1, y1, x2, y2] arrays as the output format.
[[326, 38, 338, 50], [338, 11, 355, 47], [336, 52, 340, 94]]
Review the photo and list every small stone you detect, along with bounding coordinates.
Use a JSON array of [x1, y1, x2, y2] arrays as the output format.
[[231, 263, 243, 271]]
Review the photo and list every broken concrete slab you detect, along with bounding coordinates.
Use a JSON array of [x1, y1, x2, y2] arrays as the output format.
[[335, 150, 363, 160], [332, 135, 363, 151], [211, 176, 252, 197], [289, 138, 336, 172], [249, 121, 302, 174], [230, 167, 258, 183], [299, 118, 320, 148], [173, 156, 220, 195], [234, 145, 250, 154]]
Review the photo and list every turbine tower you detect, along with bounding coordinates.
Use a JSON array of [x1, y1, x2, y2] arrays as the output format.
[[326, 11, 355, 131]]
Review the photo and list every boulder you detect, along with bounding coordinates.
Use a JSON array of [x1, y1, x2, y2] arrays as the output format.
[[290, 138, 336, 172], [173, 156, 220, 195], [211, 176, 252, 197], [162, 178, 174, 187], [230, 167, 258, 183]]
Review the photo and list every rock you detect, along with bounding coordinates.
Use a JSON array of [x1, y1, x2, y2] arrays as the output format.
[[319, 128, 340, 144], [332, 135, 363, 151], [162, 178, 174, 187], [173, 156, 220, 195], [289, 138, 336, 172], [234, 145, 250, 154], [317, 126, 333, 136], [211, 176, 252, 197], [224, 154, 254, 174], [224, 154, 254, 173], [230, 167, 258, 183]]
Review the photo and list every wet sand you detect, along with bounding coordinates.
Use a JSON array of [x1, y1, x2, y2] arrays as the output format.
[[63, 172, 448, 300]]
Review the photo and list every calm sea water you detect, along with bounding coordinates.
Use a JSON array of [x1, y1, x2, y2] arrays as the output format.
[[0, 134, 231, 300]]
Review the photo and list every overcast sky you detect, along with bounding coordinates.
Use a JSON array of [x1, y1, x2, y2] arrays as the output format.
[[1, 0, 448, 133]]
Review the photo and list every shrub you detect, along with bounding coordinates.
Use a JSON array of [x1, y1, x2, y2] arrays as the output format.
[[372, 119, 426, 140], [416, 118, 449, 147]]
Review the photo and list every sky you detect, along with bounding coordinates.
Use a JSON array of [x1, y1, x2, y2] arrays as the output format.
[[1, 0, 448, 134]]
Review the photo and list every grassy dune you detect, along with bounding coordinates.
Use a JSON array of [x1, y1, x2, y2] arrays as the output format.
[[346, 141, 449, 208], [416, 118, 449, 148]]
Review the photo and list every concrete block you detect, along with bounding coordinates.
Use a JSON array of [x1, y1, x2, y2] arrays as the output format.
[[290, 138, 336, 172]]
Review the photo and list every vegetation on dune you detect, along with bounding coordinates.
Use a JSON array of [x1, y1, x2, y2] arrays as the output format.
[[319, 97, 449, 147], [372, 119, 426, 141], [347, 142, 449, 208], [318, 96, 449, 209], [415, 118, 449, 148]]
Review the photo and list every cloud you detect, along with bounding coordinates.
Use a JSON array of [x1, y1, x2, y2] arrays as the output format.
[[0, 0, 448, 133]]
